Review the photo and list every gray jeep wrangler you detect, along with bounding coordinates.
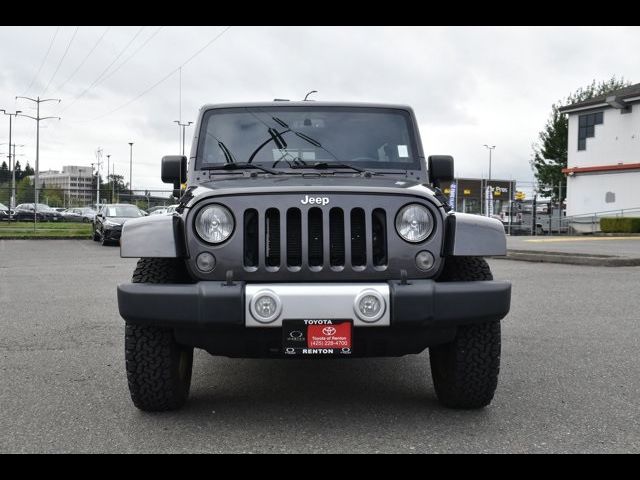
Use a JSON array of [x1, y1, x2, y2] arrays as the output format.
[[117, 102, 511, 411]]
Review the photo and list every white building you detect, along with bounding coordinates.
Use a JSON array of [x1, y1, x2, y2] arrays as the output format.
[[559, 83, 640, 217], [36, 165, 94, 205]]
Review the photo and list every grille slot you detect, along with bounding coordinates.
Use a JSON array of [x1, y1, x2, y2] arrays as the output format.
[[286, 208, 302, 267], [265, 208, 280, 267], [308, 207, 324, 267], [243, 209, 259, 268], [350, 208, 367, 267], [372, 208, 388, 267], [329, 208, 345, 267]]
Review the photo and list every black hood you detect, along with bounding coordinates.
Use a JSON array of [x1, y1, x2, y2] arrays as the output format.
[[104, 217, 131, 226], [197, 173, 427, 191]]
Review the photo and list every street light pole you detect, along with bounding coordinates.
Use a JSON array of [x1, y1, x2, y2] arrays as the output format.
[[173, 120, 193, 156], [1, 110, 21, 217], [15, 96, 61, 221], [483, 144, 496, 181], [106, 154, 111, 203], [483, 144, 496, 218], [128, 142, 133, 203]]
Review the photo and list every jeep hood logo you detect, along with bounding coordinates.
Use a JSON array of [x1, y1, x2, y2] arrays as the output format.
[[301, 195, 329, 206]]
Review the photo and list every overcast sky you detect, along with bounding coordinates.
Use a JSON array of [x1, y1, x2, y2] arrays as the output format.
[[1, 25, 639, 192]]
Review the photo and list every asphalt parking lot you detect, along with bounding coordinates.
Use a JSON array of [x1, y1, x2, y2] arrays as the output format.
[[1, 240, 639, 453]]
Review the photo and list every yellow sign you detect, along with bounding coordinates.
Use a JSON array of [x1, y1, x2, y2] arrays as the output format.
[[515, 191, 525, 200], [444, 188, 450, 194], [463, 189, 471, 195]]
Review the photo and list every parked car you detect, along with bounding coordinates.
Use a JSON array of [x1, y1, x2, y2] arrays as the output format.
[[62, 207, 96, 223], [0, 202, 13, 221], [93, 204, 144, 245], [13, 203, 63, 222], [149, 207, 168, 215]]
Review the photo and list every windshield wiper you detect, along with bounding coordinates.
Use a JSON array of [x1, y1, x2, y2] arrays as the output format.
[[202, 162, 282, 175], [290, 162, 377, 175]]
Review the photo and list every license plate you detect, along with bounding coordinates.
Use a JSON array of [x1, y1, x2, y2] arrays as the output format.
[[282, 320, 352, 356]]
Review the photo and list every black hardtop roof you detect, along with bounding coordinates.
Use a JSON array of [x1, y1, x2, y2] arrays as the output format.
[[200, 101, 414, 112]]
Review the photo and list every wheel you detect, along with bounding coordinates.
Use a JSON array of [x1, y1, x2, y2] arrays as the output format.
[[125, 258, 193, 411], [430, 257, 501, 409]]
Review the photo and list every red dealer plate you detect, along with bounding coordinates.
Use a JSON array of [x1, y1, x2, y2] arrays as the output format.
[[282, 320, 352, 356]]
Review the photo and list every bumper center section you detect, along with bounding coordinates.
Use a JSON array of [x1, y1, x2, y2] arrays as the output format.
[[245, 283, 391, 328]]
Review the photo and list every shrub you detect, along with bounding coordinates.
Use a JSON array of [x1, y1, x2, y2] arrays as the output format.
[[600, 217, 640, 233]]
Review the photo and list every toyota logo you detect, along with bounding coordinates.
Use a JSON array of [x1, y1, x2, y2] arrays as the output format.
[[322, 326, 337, 336]]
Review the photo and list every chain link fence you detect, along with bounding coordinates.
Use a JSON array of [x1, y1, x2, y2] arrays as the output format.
[[0, 187, 174, 235]]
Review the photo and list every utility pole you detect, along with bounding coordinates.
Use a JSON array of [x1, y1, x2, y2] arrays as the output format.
[[15, 96, 61, 223], [106, 154, 111, 203], [128, 142, 133, 203], [1, 110, 21, 217]]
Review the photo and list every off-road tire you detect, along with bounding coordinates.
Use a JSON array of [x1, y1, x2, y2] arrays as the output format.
[[125, 258, 193, 411], [430, 256, 500, 409]]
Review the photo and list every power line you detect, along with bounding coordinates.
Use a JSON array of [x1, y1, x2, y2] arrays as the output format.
[[42, 26, 80, 96], [21, 26, 60, 96], [76, 26, 232, 122], [59, 26, 146, 114], [55, 26, 111, 93], [98, 26, 164, 85]]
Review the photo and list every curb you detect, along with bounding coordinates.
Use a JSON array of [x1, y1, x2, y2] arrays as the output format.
[[495, 249, 640, 267]]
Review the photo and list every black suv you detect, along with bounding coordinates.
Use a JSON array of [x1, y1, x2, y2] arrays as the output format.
[[93, 204, 144, 245], [117, 102, 511, 412]]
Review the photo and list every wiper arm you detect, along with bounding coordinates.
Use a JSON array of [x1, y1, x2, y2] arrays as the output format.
[[202, 162, 282, 175], [291, 162, 376, 175]]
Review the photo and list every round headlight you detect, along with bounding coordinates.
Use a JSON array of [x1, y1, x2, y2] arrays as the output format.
[[395, 204, 433, 243], [195, 204, 234, 244]]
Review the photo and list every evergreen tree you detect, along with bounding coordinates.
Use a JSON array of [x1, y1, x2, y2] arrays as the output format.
[[14, 161, 22, 180], [23, 162, 35, 177], [0, 161, 9, 183], [531, 76, 631, 201]]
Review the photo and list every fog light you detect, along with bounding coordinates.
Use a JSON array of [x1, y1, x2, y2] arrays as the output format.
[[196, 252, 216, 272], [415, 251, 435, 271], [354, 290, 386, 323], [250, 290, 282, 323]]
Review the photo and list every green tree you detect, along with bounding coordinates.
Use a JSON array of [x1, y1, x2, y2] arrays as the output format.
[[0, 161, 9, 183], [14, 160, 22, 181], [23, 162, 35, 177], [16, 177, 34, 203], [531, 76, 631, 201], [42, 185, 65, 207]]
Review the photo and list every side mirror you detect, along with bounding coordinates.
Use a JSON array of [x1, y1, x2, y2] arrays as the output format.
[[161, 155, 187, 186], [427, 155, 454, 188]]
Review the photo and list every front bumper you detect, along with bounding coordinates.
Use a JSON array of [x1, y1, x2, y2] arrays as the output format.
[[117, 280, 511, 329], [103, 227, 122, 241]]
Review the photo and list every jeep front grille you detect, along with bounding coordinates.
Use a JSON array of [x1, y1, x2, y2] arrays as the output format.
[[243, 206, 388, 272]]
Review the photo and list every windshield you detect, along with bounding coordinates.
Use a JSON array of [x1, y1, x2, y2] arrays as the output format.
[[104, 206, 142, 218], [197, 106, 420, 171], [0, 203, 7, 210]]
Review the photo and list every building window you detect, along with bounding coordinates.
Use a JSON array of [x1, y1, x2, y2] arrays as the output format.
[[578, 111, 603, 150]]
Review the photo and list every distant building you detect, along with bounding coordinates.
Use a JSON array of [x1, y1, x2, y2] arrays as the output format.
[[32, 165, 94, 205], [559, 83, 640, 217]]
